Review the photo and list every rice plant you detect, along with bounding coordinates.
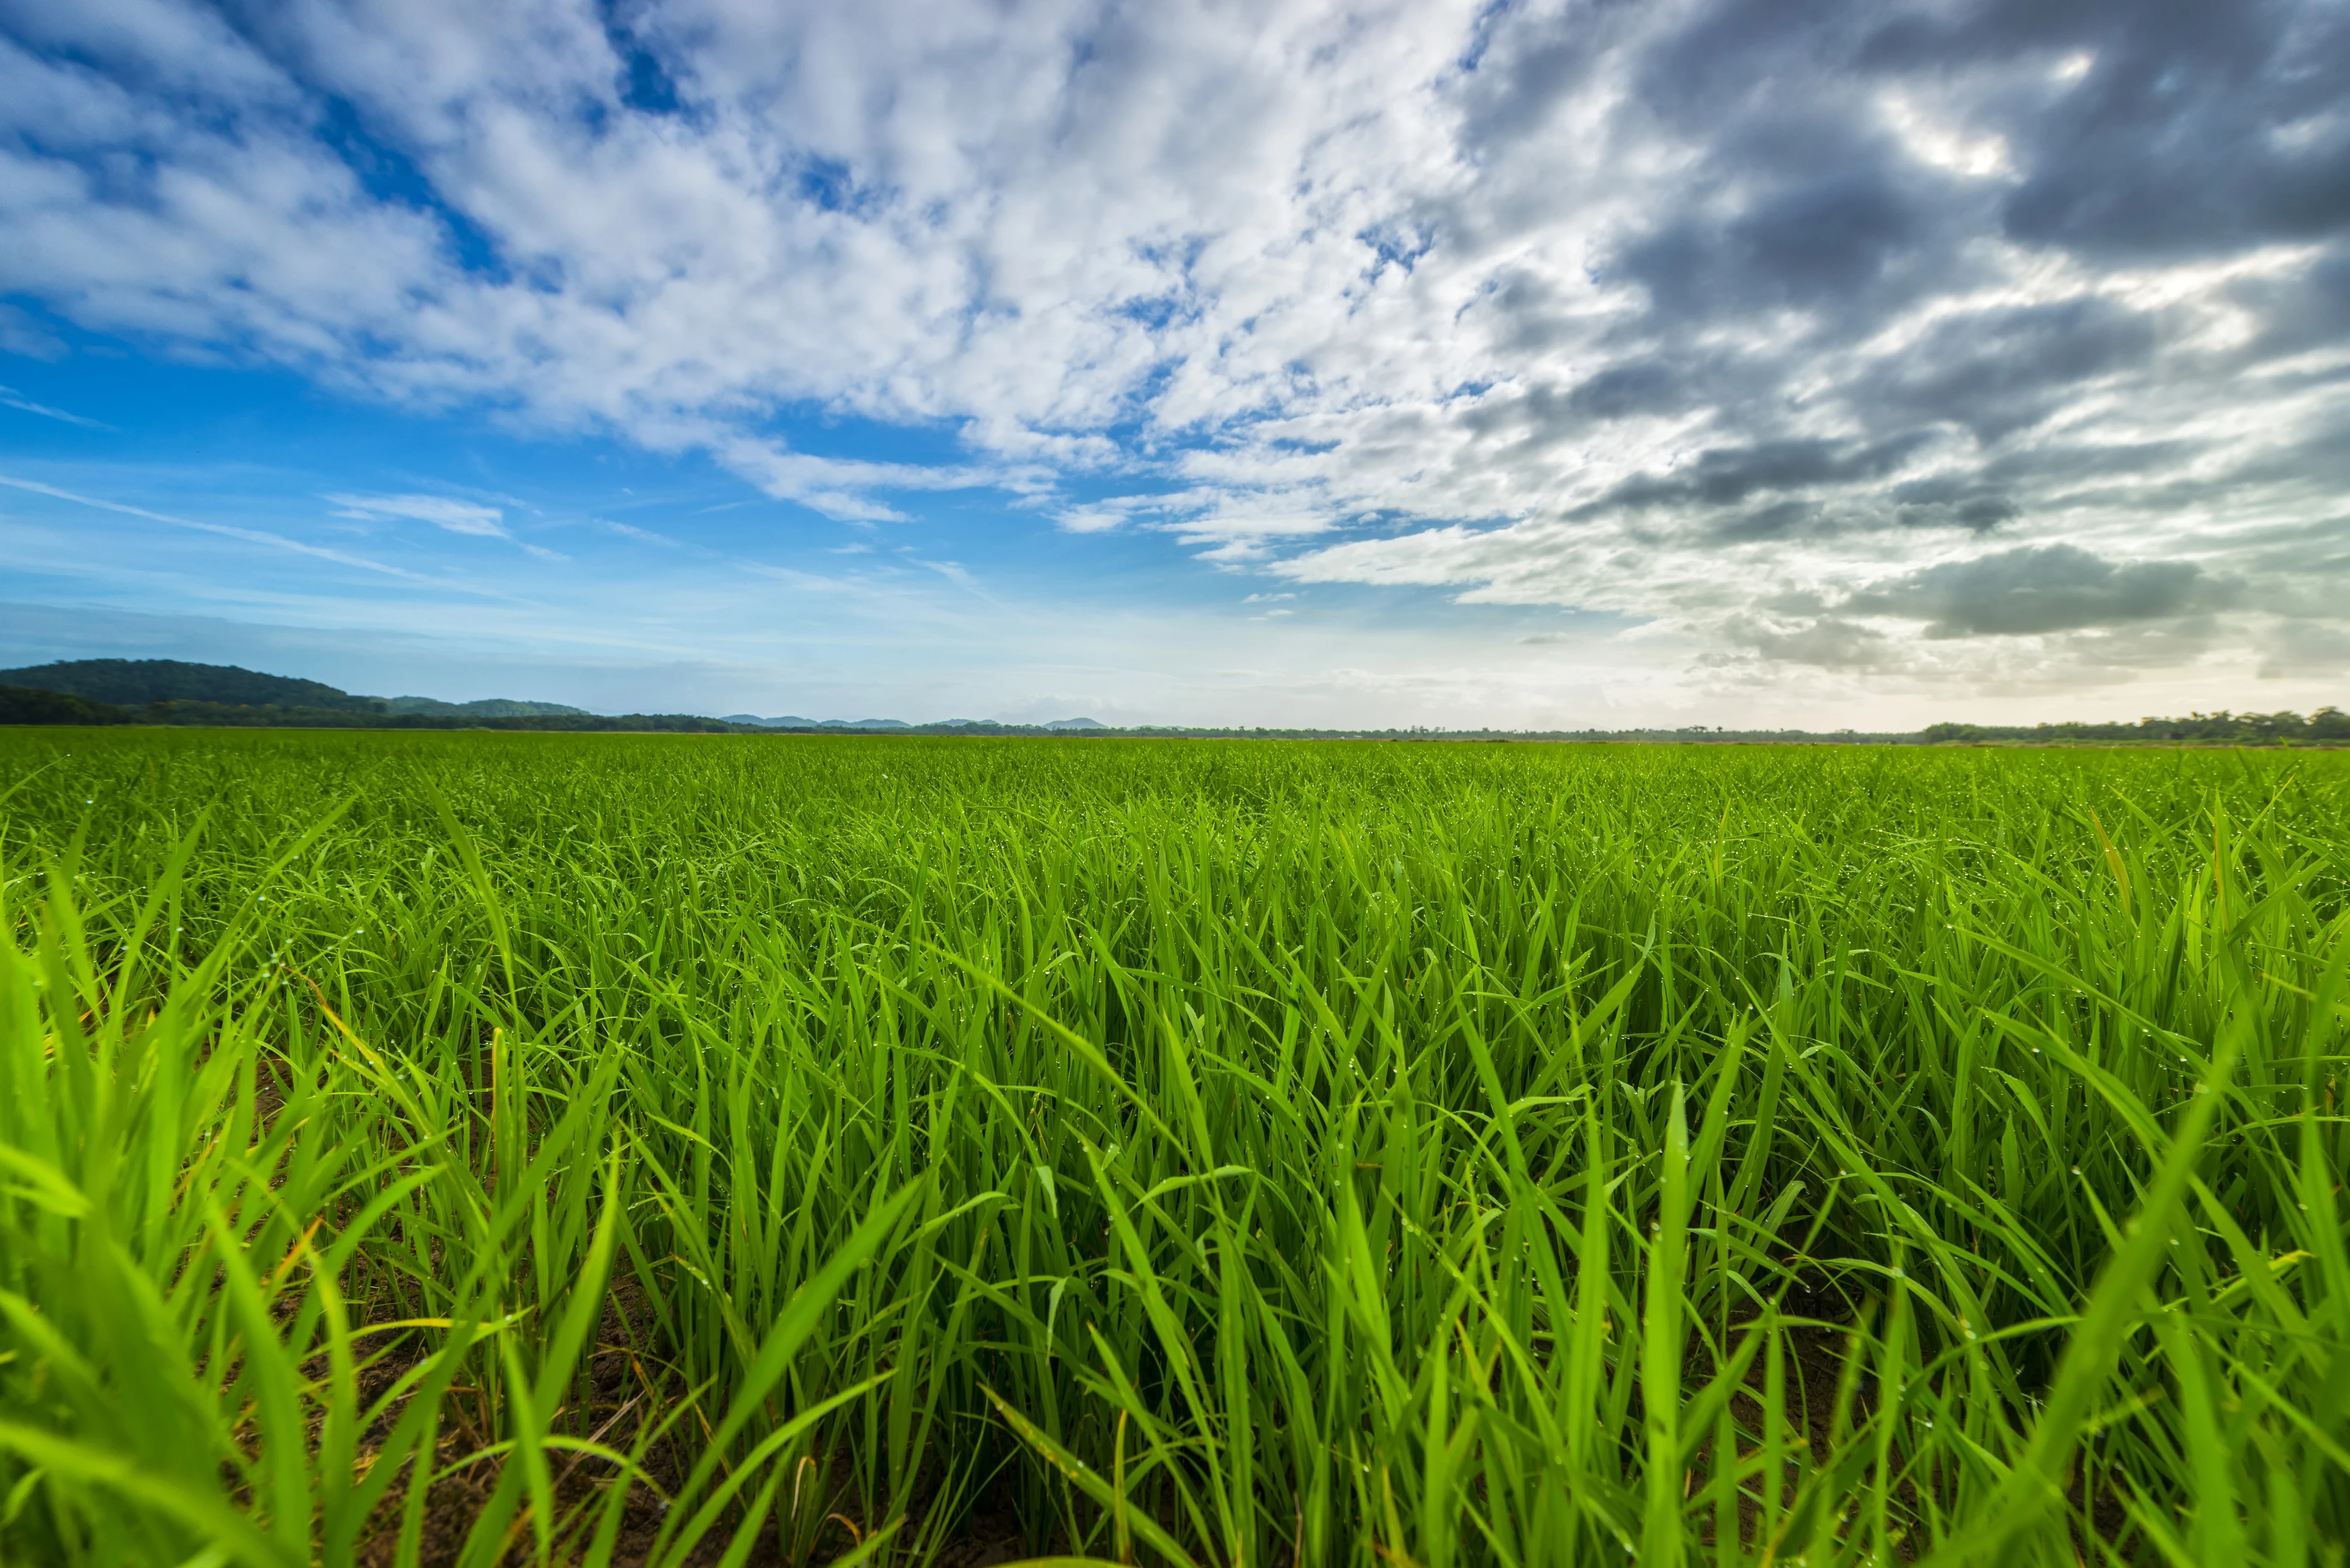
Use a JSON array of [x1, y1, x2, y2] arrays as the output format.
[[1, 729, 2343, 1565]]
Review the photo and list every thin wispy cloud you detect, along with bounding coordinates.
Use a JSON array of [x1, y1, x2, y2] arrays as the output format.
[[0, 474, 472, 588], [0, 386, 110, 430], [327, 493, 510, 538], [599, 518, 686, 548], [327, 491, 567, 561]]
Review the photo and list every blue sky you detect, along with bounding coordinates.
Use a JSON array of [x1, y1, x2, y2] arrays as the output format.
[[0, 338, 1637, 723], [3, 0, 2346, 727]]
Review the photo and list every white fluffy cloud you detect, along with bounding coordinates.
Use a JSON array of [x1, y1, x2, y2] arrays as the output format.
[[3, 0, 2346, 699]]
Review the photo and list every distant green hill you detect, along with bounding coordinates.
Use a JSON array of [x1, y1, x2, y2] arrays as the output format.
[[0, 657, 746, 732], [0, 661, 589, 723], [0, 658, 378, 711]]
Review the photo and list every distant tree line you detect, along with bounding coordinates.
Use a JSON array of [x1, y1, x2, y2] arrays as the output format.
[[0, 685, 132, 726], [1921, 709, 2350, 744]]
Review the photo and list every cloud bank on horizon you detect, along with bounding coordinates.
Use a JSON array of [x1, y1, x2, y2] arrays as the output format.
[[2, 0, 2347, 718]]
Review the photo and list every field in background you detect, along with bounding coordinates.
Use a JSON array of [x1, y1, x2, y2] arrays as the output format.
[[1, 730, 2344, 1567]]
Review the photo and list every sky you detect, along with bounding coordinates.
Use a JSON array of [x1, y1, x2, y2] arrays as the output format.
[[2, 0, 2346, 728]]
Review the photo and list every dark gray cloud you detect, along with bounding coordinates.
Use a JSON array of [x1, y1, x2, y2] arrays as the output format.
[[1980, 3, 2346, 258], [1564, 360, 1686, 422], [2237, 249, 2350, 359], [1445, 350, 1762, 458], [1598, 435, 1939, 513], [1617, 166, 1937, 319], [1372, 0, 2350, 677], [1884, 477, 2020, 533], [1847, 544, 2220, 637], [1860, 298, 2160, 443], [1834, 0, 2350, 258]]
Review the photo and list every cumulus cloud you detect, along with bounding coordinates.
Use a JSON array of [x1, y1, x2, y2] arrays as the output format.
[[2, 0, 2345, 692]]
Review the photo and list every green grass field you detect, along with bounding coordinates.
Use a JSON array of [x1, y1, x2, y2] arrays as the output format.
[[1, 730, 2343, 1566]]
